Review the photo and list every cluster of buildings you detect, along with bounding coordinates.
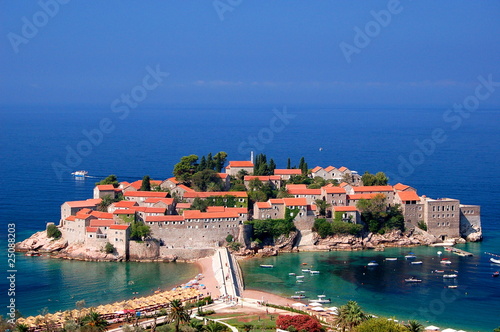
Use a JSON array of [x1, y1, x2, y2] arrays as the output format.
[[57, 161, 481, 257]]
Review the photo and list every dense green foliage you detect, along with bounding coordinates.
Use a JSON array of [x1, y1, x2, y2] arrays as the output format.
[[314, 199, 330, 216], [313, 218, 363, 238], [47, 224, 62, 239], [417, 220, 427, 231], [298, 157, 308, 175], [361, 171, 389, 186], [247, 178, 275, 203], [246, 218, 295, 241], [166, 299, 191, 332], [81, 310, 108, 331], [140, 175, 151, 191], [253, 153, 276, 176], [191, 169, 224, 192], [354, 317, 407, 332], [173, 155, 199, 183], [404, 320, 424, 332], [95, 174, 119, 188], [129, 221, 151, 240], [225, 234, 233, 242], [336, 301, 367, 331], [104, 242, 115, 254], [356, 195, 405, 233], [287, 175, 313, 185]]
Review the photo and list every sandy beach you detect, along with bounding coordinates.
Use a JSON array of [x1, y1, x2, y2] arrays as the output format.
[[195, 256, 221, 299]]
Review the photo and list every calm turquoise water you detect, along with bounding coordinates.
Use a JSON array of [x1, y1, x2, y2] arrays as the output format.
[[0, 105, 498, 328], [241, 246, 500, 332], [12, 253, 199, 317]]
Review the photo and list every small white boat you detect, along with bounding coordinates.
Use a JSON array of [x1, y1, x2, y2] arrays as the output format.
[[317, 294, 326, 298], [71, 170, 88, 178], [295, 291, 305, 294], [440, 259, 452, 265], [443, 274, 458, 279], [367, 261, 379, 267], [296, 280, 304, 283], [386, 257, 398, 261], [291, 295, 305, 299], [296, 275, 304, 279], [289, 273, 296, 276], [490, 258, 500, 264], [302, 269, 311, 272], [310, 270, 320, 274], [405, 277, 422, 283], [405, 253, 417, 259], [411, 261, 423, 265], [260, 264, 274, 268], [437, 251, 443, 255], [309, 298, 331, 303]]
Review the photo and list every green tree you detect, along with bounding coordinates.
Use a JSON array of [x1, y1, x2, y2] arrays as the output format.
[[15, 323, 30, 332], [404, 320, 424, 332], [494, 327, 500, 332], [167, 299, 191, 332], [269, 159, 276, 173], [225, 234, 233, 243], [336, 301, 367, 332], [104, 242, 115, 254], [213, 151, 228, 173], [355, 317, 407, 332], [287, 158, 291, 169], [191, 197, 209, 212], [80, 310, 108, 331], [314, 199, 330, 216], [191, 169, 223, 192], [130, 221, 151, 240], [417, 220, 427, 231], [95, 174, 119, 188], [98, 195, 115, 212], [173, 155, 199, 183], [242, 323, 253, 332], [298, 157, 308, 175], [140, 175, 151, 191], [203, 321, 228, 332], [47, 224, 62, 239], [361, 171, 388, 186]]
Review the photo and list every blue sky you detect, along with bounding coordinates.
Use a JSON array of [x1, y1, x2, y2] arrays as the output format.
[[1, 1, 499, 107]]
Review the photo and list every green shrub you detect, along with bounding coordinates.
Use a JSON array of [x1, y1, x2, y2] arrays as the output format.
[[225, 234, 234, 243], [47, 224, 61, 239], [417, 220, 427, 231], [104, 242, 115, 254]]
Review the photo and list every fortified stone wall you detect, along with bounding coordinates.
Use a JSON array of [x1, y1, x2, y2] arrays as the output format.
[[150, 223, 241, 248], [460, 205, 482, 241], [159, 248, 215, 260]]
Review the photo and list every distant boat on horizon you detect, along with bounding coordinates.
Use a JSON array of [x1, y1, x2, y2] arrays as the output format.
[[71, 170, 88, 178]]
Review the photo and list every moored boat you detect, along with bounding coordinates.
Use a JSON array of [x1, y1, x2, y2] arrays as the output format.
[[443, 274, 458, 279], [260, 264, 274, 268], [490, 258, 500, 264], [367, 261, 379, 267], [440, 259, 452, 265], [405, 253, 417, 259], [301, 269, 311, 273], [296, 275, 304, 279], [411, 261, 423, 265], [291, 294, 305, 299], [310, 270, 320, 274], [289, 273, 296, 276], [405, 277, 422, 283], [309, 298, 331, 303], [386, 257, 397, 261]]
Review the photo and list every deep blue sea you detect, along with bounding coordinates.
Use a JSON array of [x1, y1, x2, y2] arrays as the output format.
[[0, 105, 498, 330]]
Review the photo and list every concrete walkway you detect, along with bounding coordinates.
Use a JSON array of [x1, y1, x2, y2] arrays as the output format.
[[213, 248, 241, 298]]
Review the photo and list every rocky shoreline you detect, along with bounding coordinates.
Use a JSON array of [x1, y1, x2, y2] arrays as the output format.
[[17, 227, 473, 262]]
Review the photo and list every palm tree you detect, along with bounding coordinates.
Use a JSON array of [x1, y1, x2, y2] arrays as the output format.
[[242, 323, 253, 331], [80, 310, 108, 331], [203, 321, 228, 332], [167, 299, 191, 332], [336, 301, 367, 331], [405, 320, 424, 332], [14, 324, 29, 332], [314, 199, 330, 216], [188, 319, 204, 332]]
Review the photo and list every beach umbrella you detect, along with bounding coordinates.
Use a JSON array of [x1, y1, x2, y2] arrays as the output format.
[[441, 329, 458, 332], [425, 326, 440, 331], [311, 307, 325, 312], [309, 302, 323, 307], [291, 303, 306, 307]]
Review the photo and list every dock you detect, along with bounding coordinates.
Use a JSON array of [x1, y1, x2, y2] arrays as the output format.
[[447, 247, 473, 257]]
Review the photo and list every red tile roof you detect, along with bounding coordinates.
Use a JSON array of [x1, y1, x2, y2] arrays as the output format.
[[110, 224, 130, 230], [324, 166, 335, 172], [217, 173, 229, 179], [166, 177, 179, 184], [287, 188, 321, 195], [183, 191, 248, 198], [65, 199, 102, 208], [283, 198, 308, 206], [90, 211, 113, 219], [142, 207, 167, 213], [227, 161, 254, 168], [322, 186, 346, 194], [183, 210, 240, 219], [79, 208, 92, 214], [113, 209, 136, 215], [206, 206, 225, 212], [347, 193, 379, 200], [124, 191, 168, 198], [65, 215, 76, 221], [113, 200, 137, 208], [286, 184, 307, 190], [308, 205, 317, 211], [244, 175, 281, 181], [177, 184, 195, 192], [90, 219, 115, 227], [333, 206, 358, 212], [255, 202, 272, 209], [397, 191, 420, 202], [269, 199, 285, 205], [274, 169, 302, 175], [86, 227, 98, 233], [338, 166, 348, 172], [127, 180, 162, 190], [394, 183, 410, 191], [96, 184, 115, 191], [145, 215, 185, 222], [311, 166, 323, 173], [144, 197, 174, 204], [176, 203, 192, 209], [339, 182, 349, 188], [353, 186, 393, 193]]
